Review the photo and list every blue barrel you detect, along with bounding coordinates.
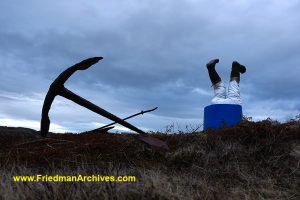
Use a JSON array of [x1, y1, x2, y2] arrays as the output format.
[[203, 104, 243, 131]]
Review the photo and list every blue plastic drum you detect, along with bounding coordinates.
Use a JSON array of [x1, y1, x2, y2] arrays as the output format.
[[203, 104, 243, 131]]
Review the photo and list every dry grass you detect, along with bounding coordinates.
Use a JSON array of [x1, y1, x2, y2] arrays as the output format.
[[0, 117, 299, 200]]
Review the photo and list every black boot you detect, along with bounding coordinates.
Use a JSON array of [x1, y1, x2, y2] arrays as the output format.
[[230, 61, 246, 83], [206, 59, 221, 85]]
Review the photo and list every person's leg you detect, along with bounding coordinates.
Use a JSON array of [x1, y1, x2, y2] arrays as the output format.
[[227, 80, 241, 105], [206, 59, 226, 104], [211, 81, 227, 104], [227, 61, 246, 105]]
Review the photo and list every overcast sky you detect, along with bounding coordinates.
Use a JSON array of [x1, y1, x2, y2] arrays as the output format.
[[0, 0, 299, 133]]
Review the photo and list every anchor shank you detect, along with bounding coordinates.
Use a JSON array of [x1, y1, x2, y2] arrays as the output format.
[[59, 87, 146, 134]]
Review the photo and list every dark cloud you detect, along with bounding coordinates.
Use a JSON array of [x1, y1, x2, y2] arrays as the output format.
[[0, 0, 299, 132]]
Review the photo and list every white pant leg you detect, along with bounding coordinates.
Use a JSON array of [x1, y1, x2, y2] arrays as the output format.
[[211, 81, 228, 104], [227, 80, 242, 105]]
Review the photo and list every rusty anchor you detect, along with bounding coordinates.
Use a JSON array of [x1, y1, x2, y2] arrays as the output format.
[[40, 57, 169, 150]]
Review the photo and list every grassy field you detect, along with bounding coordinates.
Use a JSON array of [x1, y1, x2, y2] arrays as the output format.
[[0, 118, 299, 200]]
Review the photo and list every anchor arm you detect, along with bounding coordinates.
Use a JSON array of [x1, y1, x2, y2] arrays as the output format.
[[40, 91, 56, 137], [54, 57, 103, 86], [40, 57, 102, 137]]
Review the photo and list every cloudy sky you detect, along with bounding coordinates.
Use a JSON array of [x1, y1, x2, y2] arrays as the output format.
[[0, 0, 299, 133]]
